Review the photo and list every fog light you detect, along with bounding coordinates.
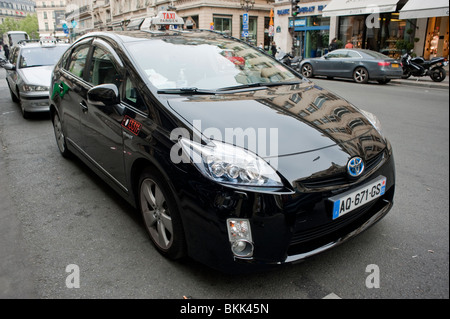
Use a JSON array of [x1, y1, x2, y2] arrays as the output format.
[[227, 218, 254, 257]]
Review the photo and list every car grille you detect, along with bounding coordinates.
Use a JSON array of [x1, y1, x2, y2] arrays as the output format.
[[296, 149, 387, 191], [287, 186, 394, 256]]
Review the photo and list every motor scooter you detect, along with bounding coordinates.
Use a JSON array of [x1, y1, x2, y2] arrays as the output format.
[[276, 50, 302, 72], [401, 51, 448, 82]]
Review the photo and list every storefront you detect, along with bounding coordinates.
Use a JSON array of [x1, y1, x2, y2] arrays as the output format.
[[323, 0, 416, 58], [399, 0, 449, 59], [271, 1, 331, 58]]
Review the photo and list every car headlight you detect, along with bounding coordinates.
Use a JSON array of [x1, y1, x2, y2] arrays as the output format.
[[360, 109, 383, 135], [179, 138, 283, 188], [22, 84, 49, 92]]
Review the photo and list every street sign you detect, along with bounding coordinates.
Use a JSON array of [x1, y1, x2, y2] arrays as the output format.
[[242, 13, 249, 32]]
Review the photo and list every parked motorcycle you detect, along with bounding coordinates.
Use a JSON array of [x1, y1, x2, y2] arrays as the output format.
[[277, 50, 302, 72], [401, 51, 448, 82]]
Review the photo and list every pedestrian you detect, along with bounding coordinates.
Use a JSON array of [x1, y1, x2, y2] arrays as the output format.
[[345, 40, 354, 49], [271, 41, 277, 57], [329, 38, 338, 52], [3, 43, 10, 60]]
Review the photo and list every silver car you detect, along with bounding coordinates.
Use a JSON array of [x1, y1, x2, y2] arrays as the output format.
[[300, 49, 403, 84], [3, 40, 69, 118]]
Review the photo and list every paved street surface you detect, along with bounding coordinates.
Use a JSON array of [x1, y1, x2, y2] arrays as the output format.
[[0, 67, 448, 299]]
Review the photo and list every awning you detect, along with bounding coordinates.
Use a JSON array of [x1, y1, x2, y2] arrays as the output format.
[[399, 0, 449, 19], [322, 0, 399, 17]]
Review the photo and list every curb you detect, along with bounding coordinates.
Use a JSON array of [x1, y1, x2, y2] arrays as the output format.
[[390, 78, 449, 90]]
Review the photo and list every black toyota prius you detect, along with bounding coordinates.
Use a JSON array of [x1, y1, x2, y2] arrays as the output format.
[[50, 29, 395, 272]]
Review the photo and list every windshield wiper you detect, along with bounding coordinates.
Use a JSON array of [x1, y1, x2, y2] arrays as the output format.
[[217, 81, 302, 92], [157, 87, 217, 95]]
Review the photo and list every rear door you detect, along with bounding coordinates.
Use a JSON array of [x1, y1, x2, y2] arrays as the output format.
[[56, 40, 92, 148]]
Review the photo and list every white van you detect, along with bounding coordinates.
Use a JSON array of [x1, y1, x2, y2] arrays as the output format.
[[4, 31, 29, 47]]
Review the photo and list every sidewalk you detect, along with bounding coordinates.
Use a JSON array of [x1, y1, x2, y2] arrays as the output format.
[[390, 64, 449, 89]]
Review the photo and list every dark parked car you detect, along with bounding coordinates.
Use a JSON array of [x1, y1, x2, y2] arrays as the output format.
[[300, 49, 403, 84], [50, 28, 395, 272]]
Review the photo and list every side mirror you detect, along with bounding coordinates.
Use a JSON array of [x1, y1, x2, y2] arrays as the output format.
[[87, 84, 120, 107], [2, 63, 16, 70]]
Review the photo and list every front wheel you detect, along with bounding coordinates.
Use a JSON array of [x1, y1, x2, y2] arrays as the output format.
[[430, 67, 446, 82], [139, 168, 186, 260], [401, 68, 412, 79], [353, 67, 369, 84]]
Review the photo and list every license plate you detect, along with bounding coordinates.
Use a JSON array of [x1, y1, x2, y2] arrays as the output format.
[[329, 176, 386, 220], [391, 63, 399, 68]]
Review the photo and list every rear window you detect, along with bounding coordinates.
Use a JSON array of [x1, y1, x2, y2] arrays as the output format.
[[361, 50, 390, 59]]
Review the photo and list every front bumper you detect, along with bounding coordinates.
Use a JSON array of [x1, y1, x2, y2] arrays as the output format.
[[19, 91, 50, 113], [176, 145, 395, 272]]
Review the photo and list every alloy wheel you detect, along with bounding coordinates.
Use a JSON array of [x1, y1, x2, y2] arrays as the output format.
[[140, 178, 173, 251], [354, 67, 369, 83], [302, 64, 313, 78], [53, 113, 67, 155]]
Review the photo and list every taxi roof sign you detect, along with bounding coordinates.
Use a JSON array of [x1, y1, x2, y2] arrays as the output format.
[[141, 11, 184, 31]]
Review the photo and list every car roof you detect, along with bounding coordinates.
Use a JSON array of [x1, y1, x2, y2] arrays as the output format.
[[76, 29, 233, 45]]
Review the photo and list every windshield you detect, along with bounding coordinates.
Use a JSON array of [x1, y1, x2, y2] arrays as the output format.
[[8, 33, 28, 46], [19, 46, 69, 68], [126, 35, 299, 90]]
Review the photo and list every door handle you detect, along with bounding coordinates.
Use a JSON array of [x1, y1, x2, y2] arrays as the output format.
[[80, 101, 88, 113]]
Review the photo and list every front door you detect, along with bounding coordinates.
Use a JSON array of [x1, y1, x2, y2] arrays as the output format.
[[79, 41, 128, 190]]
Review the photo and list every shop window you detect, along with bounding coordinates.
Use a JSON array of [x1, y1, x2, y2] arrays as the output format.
[[213, 15, 232, 35]]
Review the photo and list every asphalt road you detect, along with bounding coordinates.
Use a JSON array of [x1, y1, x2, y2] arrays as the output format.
[[0, 68, 448, 300]]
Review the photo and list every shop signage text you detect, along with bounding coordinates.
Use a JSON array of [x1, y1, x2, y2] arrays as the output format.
[[294, 5, 327, 15], [277, 9, 290, 16]]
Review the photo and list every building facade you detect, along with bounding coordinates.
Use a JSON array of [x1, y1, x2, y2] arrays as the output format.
[[60, 0, 448, 60], [35, 0, 66, 38], [0, 0, 36, 24]]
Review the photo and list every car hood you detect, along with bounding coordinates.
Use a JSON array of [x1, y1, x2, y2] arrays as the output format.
[[19, 65, 54, 87], [165, 81, 385, 158]]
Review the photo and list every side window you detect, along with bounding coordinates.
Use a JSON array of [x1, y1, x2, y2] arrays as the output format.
[[88, 46, 121, 87], [346, 51, 361, 59], [68, 45, 90, 78], [123, 76, 148, 113]]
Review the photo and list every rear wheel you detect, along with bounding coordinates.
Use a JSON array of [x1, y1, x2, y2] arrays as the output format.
[[353, 67, 369, 83], [139, 168, 186, 260], [430, 67, 446, 82], [301, 63, 313, 78]]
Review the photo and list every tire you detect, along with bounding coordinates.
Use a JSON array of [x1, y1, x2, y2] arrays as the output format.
[[430, 67, 446, 82], [8, 84, 19, 103], [353, 67, 369, 84], [301, 63, 313, 78], [139, 168, 186, 260], [52, 112, 71, 158], [401, 68, 412, 79]]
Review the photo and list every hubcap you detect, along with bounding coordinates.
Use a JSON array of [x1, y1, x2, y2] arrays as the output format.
[[355, 68, 367, 82], [302, 65, 312, 77], [140, 179, 173, 250]]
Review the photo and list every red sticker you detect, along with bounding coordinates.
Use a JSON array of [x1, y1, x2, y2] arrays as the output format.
[[121, 115, 142, 135]]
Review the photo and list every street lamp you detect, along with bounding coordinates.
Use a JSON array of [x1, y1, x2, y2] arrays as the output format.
[[240, 0, 255, 12]]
